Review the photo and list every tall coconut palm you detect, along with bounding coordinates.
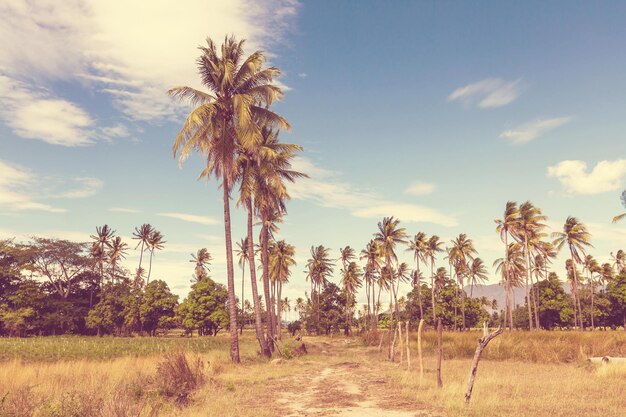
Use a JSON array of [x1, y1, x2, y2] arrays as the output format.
[[146, 230, 165, 284], [406, 232, 428, 319], [108, 236, 128, 283], [611, 250, 626, 274], [611, 189, 626, 223], [235, 238, 250, 334], [340, 261, 363, 335], [132, 224, 153, 271], [373, 216, 407, 356], [360, 240, 381, 329], [90, 224, 115, 286], [467, 258, 488, 297], [552, 217, 592, 329], [170, 36, 289, 363], [339, 246, 356, 272], [305, 245, 334, 334], [495, 201, 521, 330], [494, 242, 525, 330], [583, 254, 600, 329], [190, 248, 212, 281], [511, 201, 547, 331], [424, 235, 444, 324], [448, 233, 477, 330], [269, 240, 296, 339]]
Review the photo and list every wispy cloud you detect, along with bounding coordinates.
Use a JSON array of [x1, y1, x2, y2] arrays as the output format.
[[100, 123, 130, 140], [60, 177, 104, 199], [289, 157, 457, 227], [448, 78, 522, 108], [500, 117, 572, 145], [157, 212, 219, 226], [0, 75, 94, 146], [109, 207, 141, 213], [0, 160, 65, 213], [297, 72, 307, 78], [404, 182, 435, 196], [0, 0, 299, 122], [547, 159, 626, 195]]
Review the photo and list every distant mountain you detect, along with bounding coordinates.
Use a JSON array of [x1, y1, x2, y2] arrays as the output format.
[[465, 282, 571, 311]]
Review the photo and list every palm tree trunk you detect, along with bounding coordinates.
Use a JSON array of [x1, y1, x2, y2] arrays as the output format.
[[571, 258, 584, 329], [240, 260, 246, 335], [260, 216, 275, 347], [532, 270, 541, 329], [138, 241, 145, 270], [277, 282, 282, 340], [223, 179, 240, 363], [431, 260, 436, 324], [417, 260, 423, 319], [590, 277, 595, 329], [147, 249, 154, 284], [524, 239, 534, 331]]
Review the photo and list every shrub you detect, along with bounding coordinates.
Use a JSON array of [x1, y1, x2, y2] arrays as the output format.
[[155, 351, 205, 405]]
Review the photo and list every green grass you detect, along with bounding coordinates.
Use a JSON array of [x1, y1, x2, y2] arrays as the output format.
[[0, 333, 259, 362]]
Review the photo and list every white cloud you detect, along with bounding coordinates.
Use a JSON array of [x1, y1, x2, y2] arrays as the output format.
[[500, 117, 572, 145], [158, 212, 220, 226], [100, 123, 130, 139], [289, 157, 456, 227], [0, 160, 66, 213], [297, 73, 307, 78], [0, 75, 94, 146], [547, 159, 626, 195], [109, 207, 141, 213], [448, 78, 521, 108], [404, 181, 435, 196], [0, 0, 299, 122], [60, 177, 104, 199]]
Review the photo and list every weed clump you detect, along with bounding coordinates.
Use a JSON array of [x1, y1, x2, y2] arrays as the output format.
[[156, 351, 205, 405]]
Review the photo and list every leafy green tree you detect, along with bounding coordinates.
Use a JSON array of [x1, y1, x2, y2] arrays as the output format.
[[140, 280, 178, 336], [177, 277, 228, 336], [606, 272, 626, 328], [86, 282, 131, 335], [534, 272, 574, 329]]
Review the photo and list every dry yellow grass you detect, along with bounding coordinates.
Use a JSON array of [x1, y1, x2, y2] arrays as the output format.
[[1, 332, 625, 417]]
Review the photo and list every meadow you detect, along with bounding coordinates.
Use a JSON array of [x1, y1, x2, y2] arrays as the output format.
[[1, 331, 625, 417]]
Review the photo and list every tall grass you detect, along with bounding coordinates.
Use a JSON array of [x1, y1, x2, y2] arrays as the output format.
[[410, 330, 626, 363]]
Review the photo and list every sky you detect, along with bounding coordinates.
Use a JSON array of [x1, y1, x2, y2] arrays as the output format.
[[1, 0, 625, 305]]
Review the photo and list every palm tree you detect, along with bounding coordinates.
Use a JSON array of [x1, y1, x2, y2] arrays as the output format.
[[234, 238, 250, 334], [108, 236, 128, 283], [146, 230, 165, 284], [132, 224, 153, 271], [511, 201, 547, 331], [494, 242, 525, 330], [360, 240, 381, 329], [190, 248, 212, 281], [448, 233, 477, 330], [583, 254, 600, 329], [467, 258, 488, 297], [341, 261, 363, 335], [612, 189, 626, 223], [339, 246, 356, 272], [552, 217, 592, 329], [611, 250, 626, 274], [424, 235, 444, 324], [90, 224, 115, 286], [305, 245, 334, 334], [406, 232, 428, 319], [269, 240, 296, 339], [295, 297, 305, 320], [170, 37, 289, 363], [495, 201, 521, 330]]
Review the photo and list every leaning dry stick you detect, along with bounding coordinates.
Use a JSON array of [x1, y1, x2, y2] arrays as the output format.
[[436, 319, 443, 388], [405, 321, 411, 370], [417, 319, 424, 381], [464, 327, 504, 405]]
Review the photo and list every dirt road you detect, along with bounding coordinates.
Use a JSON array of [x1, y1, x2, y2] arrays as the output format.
[[274, 340, 443, 417]]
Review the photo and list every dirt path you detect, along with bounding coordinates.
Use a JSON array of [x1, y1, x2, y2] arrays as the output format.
[[274, 341, 442, 417]]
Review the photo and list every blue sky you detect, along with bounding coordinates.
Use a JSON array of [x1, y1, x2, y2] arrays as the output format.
[[1, 1, 625, 302]]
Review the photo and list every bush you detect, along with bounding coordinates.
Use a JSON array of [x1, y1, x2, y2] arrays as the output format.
[[156, 351, 205, 405]]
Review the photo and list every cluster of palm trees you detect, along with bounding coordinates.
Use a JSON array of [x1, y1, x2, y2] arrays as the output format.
[[131, 223, 166, 285], [170, 36, 305, 362]]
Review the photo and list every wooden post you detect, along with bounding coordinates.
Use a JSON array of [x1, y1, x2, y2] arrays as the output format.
[[390, 322, 398, 362], [398, 322, 404, 365], [417, 319, 424, 380], [378, 330, 384, 352], [437, 319, 443, 388], [464, 327, 504, 405], [405, 321, 411, 370]]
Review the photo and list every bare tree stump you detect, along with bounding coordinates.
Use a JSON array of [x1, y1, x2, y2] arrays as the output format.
[[417, 319, 424, 380], [464, 327, 503, 405], [405, 321, 411, 370], [437, 319, 443, 388]]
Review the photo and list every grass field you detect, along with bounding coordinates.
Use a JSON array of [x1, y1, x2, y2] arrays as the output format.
[[1, 331, 625, 417]]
